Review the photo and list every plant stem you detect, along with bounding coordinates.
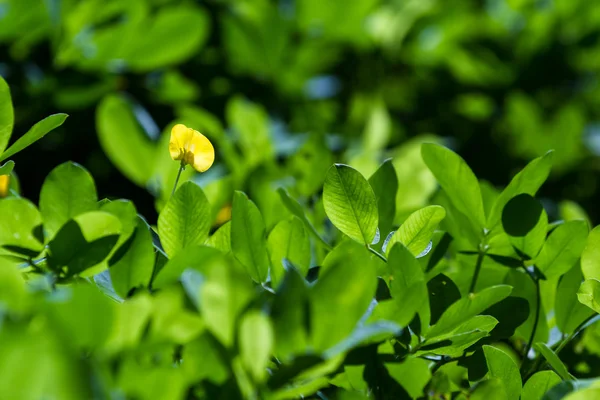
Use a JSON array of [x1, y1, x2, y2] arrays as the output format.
[[171, 162, 185, 197], [521, 277, 541, 368], [367, 246, 387, 263], [468, 250, 486, 293], [555, 314, 598, 355]]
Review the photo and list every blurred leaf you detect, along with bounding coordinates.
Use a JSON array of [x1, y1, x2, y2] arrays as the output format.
[[522, 371, 561, 400], [385, 358, 431, 398], [206, 221, 232, 254], [0, 198, 44, 257], [483, 345, 521, 400], [96, 94, 155, 186], [556, 264, 595, 335], [323, 164, 378, 245], [157, 181, 211, 257], [385, 205, 446, 256], [109, 216, 154, 298], [535, 343, 573, 381], [582, 226, 600, 281], [267, 216, 310, 288], [426, 285, 512, 338], [0, 160, 14, 176], [421, 143, 485, 232], [239, 311, 274, 383], [536, 220, 588, 279], [0, 76, 14, 155], [368, 159, 398, 241], [231, 191, 270, 283], [277, 187, 330, 249], [0, 113, 68, 162], [577, 278, 600, 314], [39, 162, 98, 239]]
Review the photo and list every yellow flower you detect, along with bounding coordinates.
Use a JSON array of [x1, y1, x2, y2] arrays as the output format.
[[0, 175, 9, 198], [168, 124, 215, 172]]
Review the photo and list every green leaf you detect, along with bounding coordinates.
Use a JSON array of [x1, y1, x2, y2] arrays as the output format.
[[505, 269, 549, 344], [386, 205, 446, 256], [267, 216, 310, 288], [426, 285, 512, 338], [0, 160, 14, 176], [471, 378, 507, 400], [582, 225, 600, 281], [0, 198, 44, 257], [39, 162, 98, 239], [577, 278, 600, 314], [206, 221, 232, 254], [152, 245, 225, 289], [109, 217, 155, 298], [428, 273, 462, 325], [277, 187, 330, 249], [421, 143, 485, 231], [96, 94, 155, 186], [158, 181, 211, 257], [522, 371, 561, 400], [368, 159, 398, 239], [271, 267, 310, 361], [385, 358, 431, 399], [387, 243, 430, 332], [536, 220, 588, 279], [487, 151, 554, 231], [0, 76, 14, 155], [323, 164, 378, 245], [231, 191, 270, 283], [483, 345, 522, 400], [239, 311, 274, 383], [310, 241, 378, 351], [48, 211, 121, 276], [501, 194, 547, 259], [100, 199, 139, 249], [534, 343, 573, 381], [323, 321, 402, 359], [484, 296, 530, 340], [0, 114, 68, 162], [555, 264, 595, 335]]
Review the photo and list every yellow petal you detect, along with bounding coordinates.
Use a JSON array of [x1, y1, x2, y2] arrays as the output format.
[[0, 175, 9, 198], [169, 124, 193, 161], [189, 130, 215, 172]]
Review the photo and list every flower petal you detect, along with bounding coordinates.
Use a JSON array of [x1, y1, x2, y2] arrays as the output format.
[[169, 124, 193, 160], [0, 175, 9, 198], [189, 130, 215, 172]]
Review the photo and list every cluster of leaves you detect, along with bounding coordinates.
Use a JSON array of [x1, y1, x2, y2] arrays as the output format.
[[4, 74, 600, 399], [3, 0, 600, 221]]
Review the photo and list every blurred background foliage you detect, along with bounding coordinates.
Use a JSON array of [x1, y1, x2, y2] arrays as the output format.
[[2, 0, 600, 225]]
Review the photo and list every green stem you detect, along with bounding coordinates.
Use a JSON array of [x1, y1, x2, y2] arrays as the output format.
[[469, 250, 486, 293], [368, 246, 387, 263], [170, 162, 185, 197], [555, 314, 598, 355], [521, 277, 540, 368]]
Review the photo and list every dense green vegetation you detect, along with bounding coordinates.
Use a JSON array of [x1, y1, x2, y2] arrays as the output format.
[[3, 0, 600, 399]]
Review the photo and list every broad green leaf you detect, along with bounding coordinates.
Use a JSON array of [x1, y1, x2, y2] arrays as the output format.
[[542, 379, 600, 400], [522, 371, 561, 400], [385, 358, 431, 399], [39, 162, 98, 239], [206, 221, 232, 254], [109, 217, 154, 298], [158, 181, 211, 257], [471, 378, 507, 400], [0, 76, 13, 155], [556, 264, 595, 334], [368, 159, 398, 239], [501, 194, 547, 259], [100, 199, 138, 248], [321, 240, 384, 276], [0, 258, 28, 312], [181, 333, 229, 385], [487, 151, 554, 231], [0, 160, 14, 175], [483, 296, 530, 340], [428, 273, 462, 325], [536, 220, 588, 279], [577, 278, 600, 314], [0, 114, 68, 162], [267, 216, 310, 287], [271, 267, 310, 361], [231, 191, 270, 283], [421, 143, 485, 231], [559, 201, 590, 228], [535, 343, 572, 381], [385, 205, 446, 256], [324, 321, 402, 359], [48, 211, 121, 276], [277, 187, 330, 249], [323, 164, 378, 245], [483, 345, 522, 400], [426, 285, 512, 338], [0, 198, 44, 257], [310, 242, 378, 351], [239, 311, 274, 383], [582, 225, 600, 281], [96, 94, 155, 186], [387, 243, 430, 332], [152, 245, 225, 289]]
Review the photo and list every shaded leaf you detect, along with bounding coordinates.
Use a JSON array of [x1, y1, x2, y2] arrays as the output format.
[[0, 114, 68, 162]]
